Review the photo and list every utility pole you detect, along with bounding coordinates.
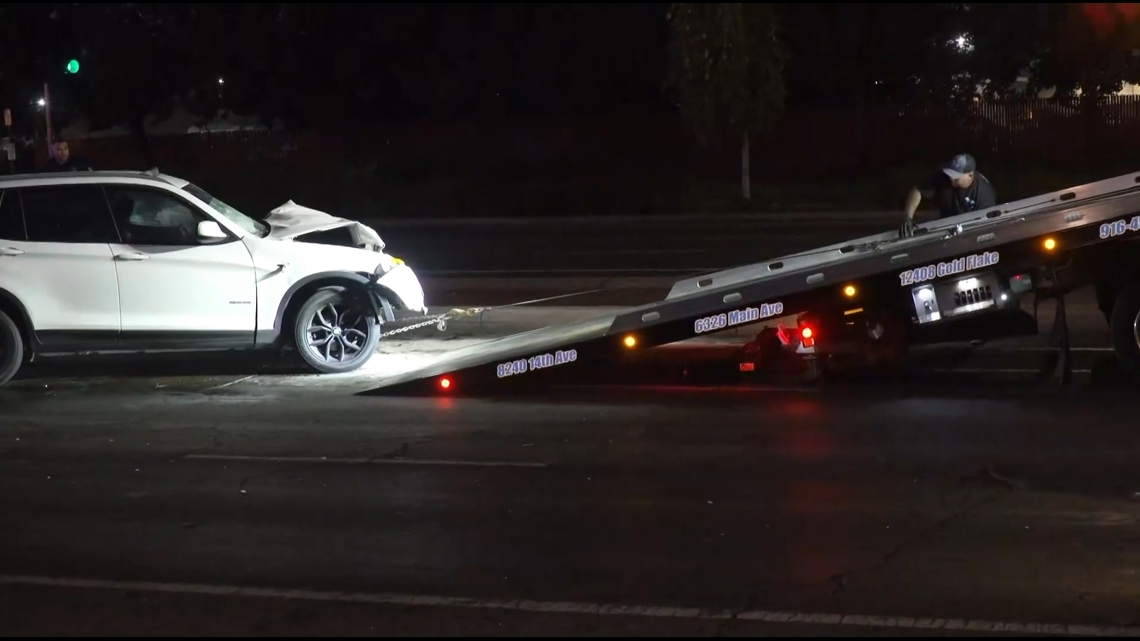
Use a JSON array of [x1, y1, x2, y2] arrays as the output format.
[[3, 108, 12, 174], [43, 82, 53, 143]]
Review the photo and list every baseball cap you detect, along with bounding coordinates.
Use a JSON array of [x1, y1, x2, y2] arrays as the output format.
[[942, 153, 976, 180]]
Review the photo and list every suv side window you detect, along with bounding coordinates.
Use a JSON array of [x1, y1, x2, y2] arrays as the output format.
[[105, 185, 214, 246], [0, 190, 26, 241], [20, 185, 120, 243]]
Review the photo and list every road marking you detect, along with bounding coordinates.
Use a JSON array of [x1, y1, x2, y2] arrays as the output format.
[[0, 574, 1133, 637], [421, 268, 721, 275], [376, 210, 896, 227], [183, 454, 547, 468], [566, 249, 708, 256], [553, 384, 820, 394], [202, 375, 256, 392], [929, 347, 1113, 354], [979, 347, 1113, 352], [931, 368, 1093, 374]]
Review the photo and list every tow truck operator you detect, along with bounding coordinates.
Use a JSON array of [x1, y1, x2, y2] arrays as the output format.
[[899, 153, 996, 238]]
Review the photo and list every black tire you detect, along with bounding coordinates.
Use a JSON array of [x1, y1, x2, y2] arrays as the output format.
[[292, 287, 381, 374], [1096, 282, 1115, 326], [0, 310, 24, 386], [1109, 282, 1140, 379]]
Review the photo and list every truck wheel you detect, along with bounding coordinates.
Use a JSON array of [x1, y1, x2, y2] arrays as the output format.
[[293, 287, 381, 374], [1095, 282, 1115, 326], [0, 310, 24, 386], [1109, 283, 1140, 378]]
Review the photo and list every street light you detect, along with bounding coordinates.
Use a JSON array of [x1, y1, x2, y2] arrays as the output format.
[[36, 98, 45, 108]]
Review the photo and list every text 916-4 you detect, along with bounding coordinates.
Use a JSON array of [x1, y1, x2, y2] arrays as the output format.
[[496, 349, 578, 379], [1099, 216, 1140, 240]]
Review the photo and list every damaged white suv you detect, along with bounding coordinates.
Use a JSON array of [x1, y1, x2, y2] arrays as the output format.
[[0, 169, 428, 385]]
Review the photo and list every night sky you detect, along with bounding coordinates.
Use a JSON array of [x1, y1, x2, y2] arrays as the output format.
[[0, 3, 1137, 133], [0, 3, 673, 129]]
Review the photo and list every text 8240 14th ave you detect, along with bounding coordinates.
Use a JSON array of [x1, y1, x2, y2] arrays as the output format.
[[496, 349, 578, 379]]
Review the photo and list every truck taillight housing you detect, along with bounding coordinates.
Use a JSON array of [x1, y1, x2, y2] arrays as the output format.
[[799, 323, 816, 348]]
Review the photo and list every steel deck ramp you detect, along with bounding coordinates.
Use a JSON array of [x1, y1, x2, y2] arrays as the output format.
[[363, 312, 618, 392], [363, 170, 1140, 396]]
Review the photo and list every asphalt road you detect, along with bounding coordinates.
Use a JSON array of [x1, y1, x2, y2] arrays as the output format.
[[2, 291, 1138, 636], [0, 208, 1129, 637], [2, 365, 1140, 636], [378, 212, 900, 276]]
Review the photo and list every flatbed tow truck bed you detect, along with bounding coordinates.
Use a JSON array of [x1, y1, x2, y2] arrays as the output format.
[[364, 171, 1140, 396]]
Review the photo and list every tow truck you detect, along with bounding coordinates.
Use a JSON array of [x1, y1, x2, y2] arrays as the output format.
[[364, 170, 1140, 396]]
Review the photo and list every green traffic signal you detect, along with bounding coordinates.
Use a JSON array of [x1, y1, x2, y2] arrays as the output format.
[[65, 59, 79, 74]]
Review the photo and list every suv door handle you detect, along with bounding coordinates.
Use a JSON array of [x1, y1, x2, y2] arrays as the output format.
[[0, 247, 24, 256], [115, 252, 150, 261]]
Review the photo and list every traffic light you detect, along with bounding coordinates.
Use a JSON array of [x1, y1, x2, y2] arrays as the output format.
[[65, 59, 79, 74]]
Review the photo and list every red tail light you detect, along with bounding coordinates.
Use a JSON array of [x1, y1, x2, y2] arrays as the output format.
[[439, 377, 452, 390], [799, 324, 816, 348]]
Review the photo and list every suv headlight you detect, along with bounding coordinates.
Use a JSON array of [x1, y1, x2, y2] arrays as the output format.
[[374, 257, 392, 277], [374, 255, 406, 277]]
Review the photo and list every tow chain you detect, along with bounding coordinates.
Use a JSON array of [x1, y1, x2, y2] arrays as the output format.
[[374, 287, 609, 340], [377, 307, 488, 339]]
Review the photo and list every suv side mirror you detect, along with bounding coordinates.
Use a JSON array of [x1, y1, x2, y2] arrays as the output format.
[[197, 220, 228, 241]]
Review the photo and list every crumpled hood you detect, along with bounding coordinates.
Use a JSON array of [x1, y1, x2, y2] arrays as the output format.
[[263, 200, 385, 251]]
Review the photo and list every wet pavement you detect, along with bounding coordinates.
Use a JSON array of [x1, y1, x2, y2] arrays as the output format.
[[2, 291, 1140, 636]]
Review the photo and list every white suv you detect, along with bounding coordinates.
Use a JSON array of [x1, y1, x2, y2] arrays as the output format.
[[0, 170, 428, 385]]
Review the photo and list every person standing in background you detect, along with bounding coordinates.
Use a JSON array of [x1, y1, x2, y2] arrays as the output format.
[[43, 139, 92, 172]]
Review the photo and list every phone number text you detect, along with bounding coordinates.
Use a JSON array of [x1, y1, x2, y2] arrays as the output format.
[[1099, 216, 1140, 239]]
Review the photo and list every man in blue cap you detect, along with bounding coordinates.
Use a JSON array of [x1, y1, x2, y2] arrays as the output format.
[[899, 153, 996, 237]]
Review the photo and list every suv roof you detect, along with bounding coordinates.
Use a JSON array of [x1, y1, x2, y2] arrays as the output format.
[[0, 170, 189, 190]]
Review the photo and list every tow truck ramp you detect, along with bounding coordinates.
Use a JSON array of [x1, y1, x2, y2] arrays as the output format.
[[364, 170, 1140, 395]]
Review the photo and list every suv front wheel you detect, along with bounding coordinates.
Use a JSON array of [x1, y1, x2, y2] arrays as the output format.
[[0, 310, 24, 386], [293, 288, 381, 374]]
